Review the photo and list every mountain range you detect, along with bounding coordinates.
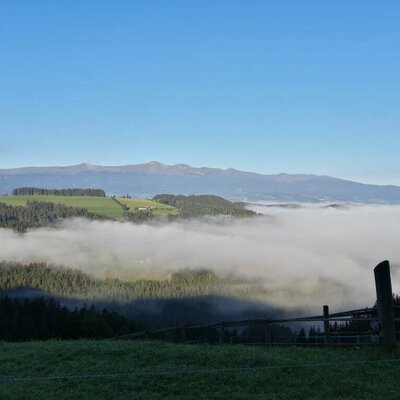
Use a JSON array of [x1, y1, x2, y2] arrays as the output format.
[[1, 161, 400, 203]]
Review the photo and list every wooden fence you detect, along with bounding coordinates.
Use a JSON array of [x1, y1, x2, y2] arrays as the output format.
[[113, 261, 399, 348]]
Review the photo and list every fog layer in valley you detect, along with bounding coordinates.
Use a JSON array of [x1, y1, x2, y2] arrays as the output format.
[[0, 204, 399, 312]]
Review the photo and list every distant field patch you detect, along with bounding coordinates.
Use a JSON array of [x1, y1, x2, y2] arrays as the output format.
[[0, 195, 124, 219], [117, 198, 178, 215]]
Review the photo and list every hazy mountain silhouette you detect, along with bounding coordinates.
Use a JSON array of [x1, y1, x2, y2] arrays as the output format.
[[1, 161, 400, 203]]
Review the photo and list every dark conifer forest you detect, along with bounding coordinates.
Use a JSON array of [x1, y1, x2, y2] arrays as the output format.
[[153, 194, 256, 218], [0, 261, 267, 303], [0, 201, 106, 231], [0, 261, 278, 338], [0, 296, 135, 341], [12, 187, 106, 197]]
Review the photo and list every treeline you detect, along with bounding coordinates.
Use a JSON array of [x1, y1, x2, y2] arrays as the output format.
[[296, 297, 400, 344], [12, 187, 106, 197], [0, 296, 135, 341], [332, 295, 400, 335], [153, 194, 256, 218], [0, 261, 268, 303], [0, 201, 106, 231], [124, 209, 156, 223]]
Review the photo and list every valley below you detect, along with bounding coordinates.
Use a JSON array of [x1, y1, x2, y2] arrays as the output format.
[[1, 190, 399, 327]]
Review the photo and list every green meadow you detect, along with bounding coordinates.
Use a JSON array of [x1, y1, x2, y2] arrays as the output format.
[[1, 195, 124, 219], [0, 341, 399, 400], [0, 195, 179, 220], [117, 197, 179, 215]]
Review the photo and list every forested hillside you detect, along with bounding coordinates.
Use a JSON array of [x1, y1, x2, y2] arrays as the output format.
[[0, 201, 106, 231], [153, 194, 256, 218], [12, 187, 106, 197], [0, 261, 268, 303], [2, 194, 125, 220], [0, 190, 256, 229], [123, 208, 156, 223]]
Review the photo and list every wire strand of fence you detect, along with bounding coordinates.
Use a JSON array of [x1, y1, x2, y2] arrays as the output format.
[[1, 358, 400, 384], [113, 307, 381, 341]]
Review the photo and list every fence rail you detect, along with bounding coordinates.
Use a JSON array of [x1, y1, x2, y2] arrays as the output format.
[[113, 306, 396, 346], [113, 261, 399, 348]]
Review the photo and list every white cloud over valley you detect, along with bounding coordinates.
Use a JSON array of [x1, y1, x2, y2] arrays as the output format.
[[1, 204, 399, 312]]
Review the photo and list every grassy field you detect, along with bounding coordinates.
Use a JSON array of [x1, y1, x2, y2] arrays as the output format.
[[1, 195, 125, 219], [0, 195, 178, 219], [117, 197, 179, 215], [0, 341, 399, 399]]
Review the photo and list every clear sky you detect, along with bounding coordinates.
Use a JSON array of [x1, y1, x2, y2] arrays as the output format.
[[0, 1, 399, 184]]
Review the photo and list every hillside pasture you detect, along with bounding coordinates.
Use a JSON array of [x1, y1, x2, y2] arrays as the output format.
[[0, 195, 124, 220], [117, 197, 178, 215]]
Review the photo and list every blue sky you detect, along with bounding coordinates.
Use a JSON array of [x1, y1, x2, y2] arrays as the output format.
[[0, 1, 399, 184]]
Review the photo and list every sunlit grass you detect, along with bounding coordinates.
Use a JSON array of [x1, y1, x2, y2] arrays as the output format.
[[0, 195, 125, 219], [117, 197, 178, 215]]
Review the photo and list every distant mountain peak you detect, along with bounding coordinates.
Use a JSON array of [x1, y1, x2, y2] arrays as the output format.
[[147, 161, 166, 167]]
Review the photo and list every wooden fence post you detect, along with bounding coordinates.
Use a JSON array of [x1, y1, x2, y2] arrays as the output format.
[[323, 305, 329, 344], [374, 260, 396, 349]]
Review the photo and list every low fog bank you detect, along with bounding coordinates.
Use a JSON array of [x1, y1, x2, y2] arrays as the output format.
[[1, 204, 399, 312]]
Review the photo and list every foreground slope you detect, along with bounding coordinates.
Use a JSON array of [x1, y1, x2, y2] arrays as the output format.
[[1, 161, 400, 203], [0, 341, 399, 400]]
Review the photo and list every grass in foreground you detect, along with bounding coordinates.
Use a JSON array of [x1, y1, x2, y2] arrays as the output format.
[[0, 341, 399, 400], [1, 195, 124, 219]]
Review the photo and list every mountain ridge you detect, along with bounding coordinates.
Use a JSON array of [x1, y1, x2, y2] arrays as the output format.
[[0, 161, 334, 181], [1, 161, 399, 203]]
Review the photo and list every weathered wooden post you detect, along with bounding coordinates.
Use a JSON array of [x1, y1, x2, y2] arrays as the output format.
[[374, 260, 396, 349], [323, 305, 330, 344]]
